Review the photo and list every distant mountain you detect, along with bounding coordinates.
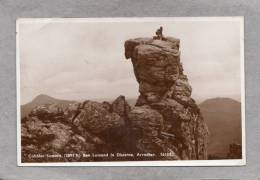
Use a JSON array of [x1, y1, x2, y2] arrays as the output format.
[[21, 94, 74, 118], [199, 98, 242, 158]]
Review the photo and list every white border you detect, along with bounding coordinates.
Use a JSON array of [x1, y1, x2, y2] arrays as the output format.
[[16, 17, 245, 166]]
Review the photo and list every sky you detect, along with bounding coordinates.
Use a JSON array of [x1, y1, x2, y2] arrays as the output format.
[[18, 18, 243, 104]]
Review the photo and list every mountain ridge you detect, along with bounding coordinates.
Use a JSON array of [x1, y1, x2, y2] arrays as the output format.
[[199, 97, 242, 157], [21, 94, 75, 118]]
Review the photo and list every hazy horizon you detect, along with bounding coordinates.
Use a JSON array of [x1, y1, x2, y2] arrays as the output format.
[[18, 18, 243, 104], [21, 93, 241, 106]]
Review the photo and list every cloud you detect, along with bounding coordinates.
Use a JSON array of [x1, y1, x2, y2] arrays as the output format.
[[19, 19, 242, 104]]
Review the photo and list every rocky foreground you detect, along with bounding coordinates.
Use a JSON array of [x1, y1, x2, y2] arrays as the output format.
[[21, 36, 209, 162]]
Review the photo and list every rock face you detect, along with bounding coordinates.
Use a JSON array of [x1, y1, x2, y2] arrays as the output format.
[[125, 36, 209, 159]]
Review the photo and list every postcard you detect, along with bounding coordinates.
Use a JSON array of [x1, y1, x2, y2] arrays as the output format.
[[16, 17, 245, 166]]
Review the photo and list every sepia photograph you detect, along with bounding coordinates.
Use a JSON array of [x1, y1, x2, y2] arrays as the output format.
[[16, 17, 245, 166]]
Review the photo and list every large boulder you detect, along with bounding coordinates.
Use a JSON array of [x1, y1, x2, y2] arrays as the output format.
[[70, 101, 124, 135], [125, 37, 182, 104]]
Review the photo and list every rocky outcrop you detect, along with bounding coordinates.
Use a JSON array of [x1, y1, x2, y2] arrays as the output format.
[[21, 97, 132, 162], [125, 36, 209, 159], [21, 33, 209, 162]]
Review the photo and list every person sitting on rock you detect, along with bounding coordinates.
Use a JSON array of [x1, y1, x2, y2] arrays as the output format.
[[156, 26, 163, 39], [153, 26, 166, 40]]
